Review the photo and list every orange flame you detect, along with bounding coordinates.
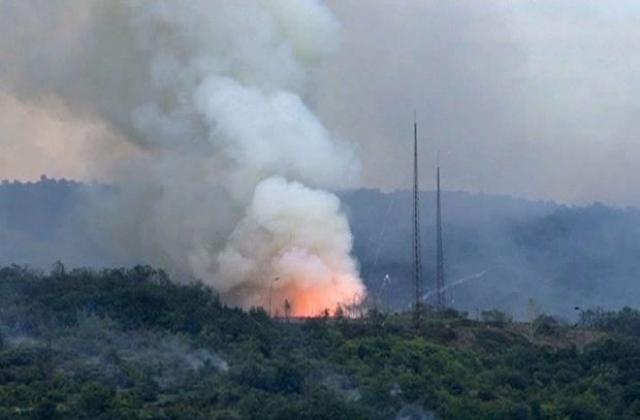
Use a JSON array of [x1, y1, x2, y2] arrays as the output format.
[[270, 273, 365, 317]]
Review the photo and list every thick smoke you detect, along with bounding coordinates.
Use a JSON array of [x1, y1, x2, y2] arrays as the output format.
[[0, 0, 364, 315], [216, 177, 361, 315]]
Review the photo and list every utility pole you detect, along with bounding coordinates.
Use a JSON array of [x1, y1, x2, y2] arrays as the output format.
[[436, 166, 445, 309], [381, 273, 391, 312], [412, 115, 423, 327]]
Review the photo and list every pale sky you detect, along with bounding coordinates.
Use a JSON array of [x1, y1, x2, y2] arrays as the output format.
[[316, 0, 640, 206]]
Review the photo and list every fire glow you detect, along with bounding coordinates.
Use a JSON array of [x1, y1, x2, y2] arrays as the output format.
[[268, 273, 365, 318], [216, 178, 366, 317]]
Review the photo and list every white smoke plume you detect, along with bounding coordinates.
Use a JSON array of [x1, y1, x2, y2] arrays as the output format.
[[0, 0, 365, 315], [215, 177, 362, 315]]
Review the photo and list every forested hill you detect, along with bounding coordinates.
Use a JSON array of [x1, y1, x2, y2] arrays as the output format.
[[0, 177, 119, 268], [3, 178, 640, 319], [2, 265, 640, 419], [340, 189, 640, 319]]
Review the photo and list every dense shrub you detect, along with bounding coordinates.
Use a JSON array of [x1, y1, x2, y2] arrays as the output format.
[[0, 266, 638, 419]]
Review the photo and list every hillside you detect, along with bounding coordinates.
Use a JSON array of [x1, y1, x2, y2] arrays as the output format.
[[342, 190, 640, 319], [2, 265, 640, 419], [3, 179, 640, 318]]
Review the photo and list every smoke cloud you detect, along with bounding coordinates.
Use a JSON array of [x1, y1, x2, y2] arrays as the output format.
[[216, 177, 361, 314], [0, 0, 364, 315]]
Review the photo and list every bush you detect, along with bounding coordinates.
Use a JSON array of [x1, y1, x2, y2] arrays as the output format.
[[533, 315, 560, 337], [2, 266, 640, 419], [480, 309, 512, 327]]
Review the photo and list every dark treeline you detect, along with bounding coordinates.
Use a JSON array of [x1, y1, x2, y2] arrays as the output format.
[[1, 265, 640, 419]]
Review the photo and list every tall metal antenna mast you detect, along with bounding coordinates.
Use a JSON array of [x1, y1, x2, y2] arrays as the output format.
[[413, 114, 423, 325], [436, 166, 445, 309]]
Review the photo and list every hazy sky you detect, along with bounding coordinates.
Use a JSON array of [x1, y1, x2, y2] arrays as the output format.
[[316, 0, 640, 206], [2, 1, 640, 206]]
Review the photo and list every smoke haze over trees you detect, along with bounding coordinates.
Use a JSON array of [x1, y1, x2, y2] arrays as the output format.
[[3, 179, 640, 320]]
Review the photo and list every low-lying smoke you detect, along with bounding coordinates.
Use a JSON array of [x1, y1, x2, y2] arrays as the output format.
[[0, 0, 364, 315]]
